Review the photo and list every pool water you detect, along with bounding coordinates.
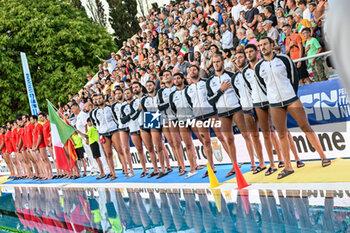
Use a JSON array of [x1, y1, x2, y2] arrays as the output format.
[[0, 186, 348, 233]]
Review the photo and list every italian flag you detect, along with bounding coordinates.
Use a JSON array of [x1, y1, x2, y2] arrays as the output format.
[[47, 101, 76, 171], [179, 46, 187, 57]]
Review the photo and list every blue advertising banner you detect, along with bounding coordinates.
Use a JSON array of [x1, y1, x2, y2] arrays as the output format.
[[20, 52, 40, 116], [287, 78, 350, 128]]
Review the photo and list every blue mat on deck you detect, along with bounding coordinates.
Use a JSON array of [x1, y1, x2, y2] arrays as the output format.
[[5, 164, 252, 185]]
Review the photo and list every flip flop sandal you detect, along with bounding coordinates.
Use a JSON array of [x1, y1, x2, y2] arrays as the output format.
[[156, 172, 168, 179], [96, 175, 106, 180], [265, 167, 278, 176], [277, 169, 294, 179], [127, 173, 135, 178], [140, 171, 149, 178], [196, 165, 204, 170], [105, 174, 112, 179], [253, 166, 266, 174], [147, 171, 159, 178], [297, 160, 305, 168], [322, 159, 331, 167], [278, 161, 285, 168], [202, 170, 216, 178], [251, 165, 257, 171], [166, 168, 173, 174], [179, 170, 187, 176], [185, 171, 198, 178], [110, 176, 117, 181], [82, 174, 87, 177], [225, 170, 235, 178]]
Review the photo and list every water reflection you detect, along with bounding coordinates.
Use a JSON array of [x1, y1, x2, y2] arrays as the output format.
[[0, 186, 349, 232]]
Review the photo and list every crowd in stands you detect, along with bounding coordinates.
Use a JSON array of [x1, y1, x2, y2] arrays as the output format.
[[68, 0, 330, 112]]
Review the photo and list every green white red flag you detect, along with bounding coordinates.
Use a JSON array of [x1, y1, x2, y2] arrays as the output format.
[[179, 46, 187, 57], [47, 100, 76, 171]]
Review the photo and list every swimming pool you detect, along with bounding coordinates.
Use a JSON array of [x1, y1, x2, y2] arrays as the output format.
[[0, 185, 348, 233]]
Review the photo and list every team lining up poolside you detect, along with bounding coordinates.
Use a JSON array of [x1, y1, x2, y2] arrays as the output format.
[[0, 39, 333, 183]]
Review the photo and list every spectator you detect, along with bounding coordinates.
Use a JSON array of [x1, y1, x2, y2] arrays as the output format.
[[308, 3, 317, 23], [246, 29, 261, 59], [139, 68, 150, 87], [245, 0, 259, 30], [256, 0, 275, 12], [231, 0, 245, 23], [257, 13, 267, 24], [302, 27, 327, 82], [283, 24, 312, 85], [215, 3, 225, 26], [256, 23, 267, 41], [222, 12, 235, 34], [223, 49, 234, 71], [263, 20, 279, 43], [298, 0, 311, 22], [176, 55, 191, 75], [223, 0, 233, 16], [277, 17, 287, 54], [293, 10, 311, 43], [275, 8, 285, 20], [100, 53, 117, 71], [286, 15, 296, 30], [237, 28, 248, 47], [286, 0, 298, 16], [264, 6, 278, 27], [314, 0, 328, 24], [221, 24, 234, 50]]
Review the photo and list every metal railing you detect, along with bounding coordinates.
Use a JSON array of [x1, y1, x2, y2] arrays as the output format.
[[293, 51, 332, 63]]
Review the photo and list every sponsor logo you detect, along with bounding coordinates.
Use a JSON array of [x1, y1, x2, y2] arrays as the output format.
[[300, 88, 349, 122], [143, 111, 162, 129]]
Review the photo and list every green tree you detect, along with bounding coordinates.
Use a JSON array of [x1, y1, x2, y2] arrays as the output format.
[[71, 0, 85, 11], [0, 0, 117, 123], [107, 0, 139, 47]]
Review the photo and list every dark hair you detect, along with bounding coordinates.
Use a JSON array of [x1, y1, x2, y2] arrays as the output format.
[[31, 115, 38, 121], [301, 27, 311, 33], [23, 114, 30, 120], [71, 102, 80, 108], [87, 117, 91, 123], [16, 114, 23, 121], [38, 112, 46, 117], [114, 87, 123, 93], [282, 24, 291, 28], [235, 51, 246, 58], [260, 36, 275, 44], [173, 72, 184, 79], [189, 64, 200, 71], [92, 93, 103, 98], [286, 15, 293, 20], [162, 69, 172, 76], [146, 80, 155, 85], [298, 0, 307, 5], [265, 6, 273, 14], [131, 81, 142, 88], [223, 49, 232, 58], [245, 44, 258, 51]]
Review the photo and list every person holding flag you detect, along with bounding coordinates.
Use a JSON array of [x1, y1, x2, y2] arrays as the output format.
[[47, 100, 77, 175]]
